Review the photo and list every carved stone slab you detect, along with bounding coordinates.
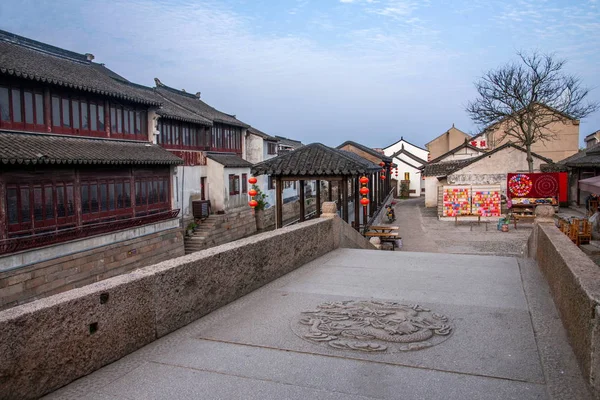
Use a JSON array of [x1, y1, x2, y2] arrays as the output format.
[[292, 300, 453, 352]]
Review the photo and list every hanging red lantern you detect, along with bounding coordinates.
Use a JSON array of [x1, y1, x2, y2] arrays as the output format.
[[359, 176, 369, 185], [379, 162, 385, 167], [359, 187, 369, 195], [360, 198, 370, 206], [380, 175, 386, 180], [248, 177, 258, 184], [248, 199, 258, 208], [248, 189, 258, 197]]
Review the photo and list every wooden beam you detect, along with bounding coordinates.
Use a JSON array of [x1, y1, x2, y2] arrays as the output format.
[[279, 176, 344, 182], [354, 176, 360, 231], [276, 176, 283, 228], [316, 180, 321, 216], [299, 180, 305, 222], [342, 176, 349, 223]]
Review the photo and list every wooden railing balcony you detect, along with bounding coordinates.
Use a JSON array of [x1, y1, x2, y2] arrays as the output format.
[[0, 209, 180, 256]]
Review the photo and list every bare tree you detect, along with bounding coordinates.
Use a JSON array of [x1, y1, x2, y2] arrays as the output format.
[[466, 51, 599, 172]]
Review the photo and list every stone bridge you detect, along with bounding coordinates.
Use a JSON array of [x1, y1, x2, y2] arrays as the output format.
[[1, 199, 597, 400]]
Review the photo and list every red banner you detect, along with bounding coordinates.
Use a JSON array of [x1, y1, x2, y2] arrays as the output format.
[[507, 173, 560, 199]]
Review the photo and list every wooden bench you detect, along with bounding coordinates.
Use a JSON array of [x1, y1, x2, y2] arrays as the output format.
[[364, 231, 400, 250], [509, 214, 536, 229]]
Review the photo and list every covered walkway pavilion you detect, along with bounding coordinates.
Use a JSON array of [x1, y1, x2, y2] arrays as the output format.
[[251, 143, 387, 229]]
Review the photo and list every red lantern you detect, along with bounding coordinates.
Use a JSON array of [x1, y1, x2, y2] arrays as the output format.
[[380, 175, 386, 180], [359, 176, 369, 185], [248, 177, 258, 184], [379, 162, 385, 167], [248, 189, 258, 197], [248, 199, 258, 208], [360, 198, 370, 206], [359, 187, 369, 195]]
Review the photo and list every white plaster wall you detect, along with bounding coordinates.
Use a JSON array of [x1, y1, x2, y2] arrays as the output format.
[[223, 166, 252, 211], [424, 177, 440, 207], [436, 147, 483, 162], [384, 139, 429, 161], [447, 147, 545, 194], [172, 165, 205, 218], [245, 132, 263, 164], [394, 157, 422, 197], [207, 159, 225, 211]]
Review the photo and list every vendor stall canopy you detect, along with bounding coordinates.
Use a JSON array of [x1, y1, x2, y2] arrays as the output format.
[[579, 176, 600, 194]]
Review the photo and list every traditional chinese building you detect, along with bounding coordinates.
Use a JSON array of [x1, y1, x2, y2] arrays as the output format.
[[0, 30, 184, 309]]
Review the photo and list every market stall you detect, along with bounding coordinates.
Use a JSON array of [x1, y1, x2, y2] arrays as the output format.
[[507, 173, 559, 218], [442, 185, 501, 218]]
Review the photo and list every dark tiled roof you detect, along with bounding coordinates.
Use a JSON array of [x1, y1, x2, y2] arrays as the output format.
[[248, 127, 278, 141], [422, 142, 553, 177], [390, 146, 428, 165], [0, 30, 160, 106], [337, 141, 392, 162], [252, 143, 381, 176], [559, 142, 600, 167], [428, 140, 484, 164], [541, 163, 569, 172], [563, 146, 600, 167], [275, 135, 303, 148], [0, 130, 183, 165], [421, 160, 472, 177], [154, 81, 250, 128], [206, 152, 253, 168]]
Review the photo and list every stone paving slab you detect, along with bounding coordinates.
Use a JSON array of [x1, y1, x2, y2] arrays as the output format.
[[188, 288, 543, 383], [44, 248, 561, 399]]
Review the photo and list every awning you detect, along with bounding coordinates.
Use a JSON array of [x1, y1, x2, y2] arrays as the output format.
[[579, 175, 600, 193], [0, 130, 183, 166]]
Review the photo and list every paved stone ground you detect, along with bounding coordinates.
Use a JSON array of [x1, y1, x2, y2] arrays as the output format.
[[44, 240, 592, 398], [391, 197, 533, 256]]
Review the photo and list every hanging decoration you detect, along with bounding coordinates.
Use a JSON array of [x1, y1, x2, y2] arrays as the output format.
[[359, 176, 369, 207], [248, 177, 258, 208]]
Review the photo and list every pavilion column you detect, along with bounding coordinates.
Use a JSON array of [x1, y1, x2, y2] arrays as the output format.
[[316, 180, 321, 217], [328, 181, 332, 202], [299, 180, 305, 222], [342, 176, 349, 223], [276, 176, 283, 229], [354, 176, 360, 231], [337, 181, 342, 214], [370, 173, 376, 218]]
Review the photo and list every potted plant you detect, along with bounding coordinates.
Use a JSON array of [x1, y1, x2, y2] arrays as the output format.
[[186, 221, 197, 237], [251, 184, 268, 230]]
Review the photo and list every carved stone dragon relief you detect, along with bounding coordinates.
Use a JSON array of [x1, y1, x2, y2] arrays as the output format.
[[292, 300, 452, 352]]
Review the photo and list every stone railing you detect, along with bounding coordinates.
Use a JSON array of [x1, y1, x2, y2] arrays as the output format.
[[0, 203, 375, 400], [529, 218, 600, 397]]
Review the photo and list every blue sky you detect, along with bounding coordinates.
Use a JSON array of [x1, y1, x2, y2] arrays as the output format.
[[1, 0, 598, 150]]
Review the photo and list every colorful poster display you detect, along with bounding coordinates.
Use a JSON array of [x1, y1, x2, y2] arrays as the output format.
[[443, 187, 471, 217], [507, 173, 559, 199], [472, 189, 501, 217]]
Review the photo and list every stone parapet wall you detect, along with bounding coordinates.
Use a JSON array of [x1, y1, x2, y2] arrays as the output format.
[[530, 223, 600, 396], [0, 224, 184, 311], [0, 215, 374, 400], [185, 208, 257, 253]]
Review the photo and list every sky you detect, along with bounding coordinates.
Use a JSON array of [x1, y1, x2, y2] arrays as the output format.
[[1, 0, 598, 149]]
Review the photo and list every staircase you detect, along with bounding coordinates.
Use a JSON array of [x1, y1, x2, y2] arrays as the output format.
[[184, 209, 257, 254]]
